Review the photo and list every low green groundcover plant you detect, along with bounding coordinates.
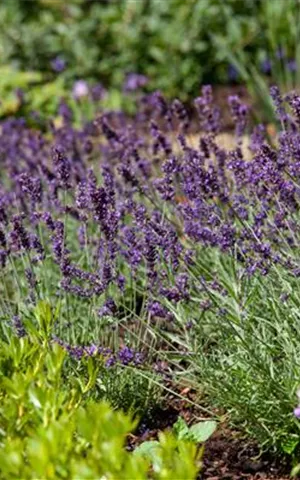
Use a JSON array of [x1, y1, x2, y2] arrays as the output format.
[[0, 322, 202, 479]]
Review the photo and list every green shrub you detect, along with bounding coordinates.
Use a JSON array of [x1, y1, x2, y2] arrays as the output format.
[[213, 0, 300, 121], [0, 0, 258, 99], [0, 330, 201, 480], [1, 0, 299, 120]]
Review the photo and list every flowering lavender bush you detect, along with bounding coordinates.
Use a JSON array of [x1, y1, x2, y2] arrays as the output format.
[[2, 84, 300, 455]]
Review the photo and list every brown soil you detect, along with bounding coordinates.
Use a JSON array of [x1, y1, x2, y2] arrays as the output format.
[[202, 430, 290, 480], [128, 391, 291, 480], [212, 84, 254, 131]]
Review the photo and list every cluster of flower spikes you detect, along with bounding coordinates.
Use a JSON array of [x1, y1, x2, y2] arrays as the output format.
[[144, 85, 300, 278], [2, 85, 300, 360], [52, 336, 143, 367], [0, 100, 189, 359]]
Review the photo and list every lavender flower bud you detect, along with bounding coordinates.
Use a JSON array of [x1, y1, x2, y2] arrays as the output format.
[[53, 146, 71, 189], [12, 315, 26, 338]]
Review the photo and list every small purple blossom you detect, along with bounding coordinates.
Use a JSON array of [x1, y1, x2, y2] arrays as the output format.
[[148, 301, 173, 320], [294, 407, 300, 419], [228, 64, 239, 82], [124, 73, 148, 92], [261, 58, 272, 75], [51, 56, 66, 73], [91, 83, 106, 102], [98, 298, 117, 317], [73, 80, 89, 99], [287, 59, 297, 73]]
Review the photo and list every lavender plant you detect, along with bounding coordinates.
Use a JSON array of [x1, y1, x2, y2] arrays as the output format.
[[2, 83, 300, 456]]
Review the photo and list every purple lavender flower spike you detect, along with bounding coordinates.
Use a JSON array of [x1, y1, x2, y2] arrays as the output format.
[[228, 94, 248, 141], [12, 315, 26, 338], [270, 86, 289, 127], [52, 146, 71, 189], [172, 98, 189, 132]]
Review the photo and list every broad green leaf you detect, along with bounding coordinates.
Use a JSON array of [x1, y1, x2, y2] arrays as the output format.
[[189, 421, 217, 443], [134, 440, 162, 469], [173, 416, 190, 440]]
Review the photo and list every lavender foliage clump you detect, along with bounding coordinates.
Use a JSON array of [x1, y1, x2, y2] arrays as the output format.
[[3, 84, 300, 422]]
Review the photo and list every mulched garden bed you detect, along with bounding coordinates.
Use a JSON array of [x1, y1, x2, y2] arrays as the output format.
[[127, 390, 291, 480], [202, 430, 289, 480]]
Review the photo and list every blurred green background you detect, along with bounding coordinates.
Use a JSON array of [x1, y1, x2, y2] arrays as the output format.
[[0, 0, 299, 120]]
